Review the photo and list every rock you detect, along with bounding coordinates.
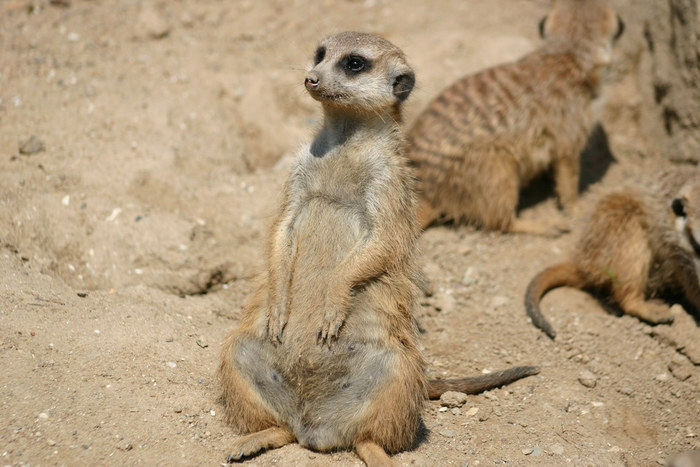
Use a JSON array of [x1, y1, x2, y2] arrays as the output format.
[[439, 429, 455, 437], [618, 386, 634, 396], [578, 370, 597, 388], [440, 391, 468, 408], [668, 355, 692, 381], [19, 135, 45, 155], [137, 6, 171, 39], [550, 444, 564, 455], [464, 407, 479, 417], [117, 441, 133, 451], [524, 445, 542, 456]]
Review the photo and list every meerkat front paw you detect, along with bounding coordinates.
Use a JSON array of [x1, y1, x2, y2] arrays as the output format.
[[267, 305, 288, 342], [318, 291, 349, 346], [318, 310, 346, 345]]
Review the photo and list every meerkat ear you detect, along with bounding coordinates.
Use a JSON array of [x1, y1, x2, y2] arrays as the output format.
[[538, 16, 548, 38], [672, 198, 687, 217], [393, 70, 415, 102]]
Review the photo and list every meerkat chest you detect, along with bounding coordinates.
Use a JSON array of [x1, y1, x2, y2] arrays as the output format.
[[298, 147, 390, 208]]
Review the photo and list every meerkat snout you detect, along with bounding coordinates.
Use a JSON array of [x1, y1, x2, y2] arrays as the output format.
[[304, 74, 320, 89]]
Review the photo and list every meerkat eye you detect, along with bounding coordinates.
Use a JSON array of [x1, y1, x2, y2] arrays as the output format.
[[346, 56, 366, 72], [672, 198, 686, 217], [314, 46, 326, 65]]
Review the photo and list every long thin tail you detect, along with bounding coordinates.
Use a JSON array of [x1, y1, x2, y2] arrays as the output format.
[[427, 365, 540, 399], [524, 261, 586, 339]]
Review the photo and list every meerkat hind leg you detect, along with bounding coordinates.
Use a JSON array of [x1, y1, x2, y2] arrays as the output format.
[[618, 294, 674, 324], [355, 440, 394, 467], [553, 155, 580, 212], [416, 198, 438, 230], [226, 427, 295, 462]]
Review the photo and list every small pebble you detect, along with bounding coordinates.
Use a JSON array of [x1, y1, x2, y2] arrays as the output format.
[[19, 135, 45, 155], [578, 370, 597, 388], [550, 444, 564, 455], [465, 407, 479, 417], [524, 445, 542, 456], [440, 391, 468, 408], [167, 361, 177, 368], [668, 355, 692, 381], [654, 373, 670, 382], [38, 412, 49, 420], [618, 386, 634, 396], [451, 407, 461, 415], [491, 295, 509, 308], [138, 7, 171, 39], [117, 441, 132, 451], [439, 429, 455, 438]]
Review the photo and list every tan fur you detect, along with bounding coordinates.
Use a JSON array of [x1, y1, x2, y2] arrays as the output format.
[[525, 168, 700, 339], [407, 0, 624, 233], [218, 32, 538, 466]]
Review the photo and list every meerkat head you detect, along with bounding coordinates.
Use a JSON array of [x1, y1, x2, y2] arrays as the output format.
[[304, 32, 415, 116], [673, 175, 700, 258], [538, 0, 624, 66]]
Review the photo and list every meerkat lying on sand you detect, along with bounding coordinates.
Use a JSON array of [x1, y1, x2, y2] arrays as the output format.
[[525, 169, 700, 339], [218, 32, 539, 466]]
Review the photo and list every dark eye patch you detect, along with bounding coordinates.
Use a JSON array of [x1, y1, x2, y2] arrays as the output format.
[[339, 54, 372, 76], [314, 46, 326, 65]]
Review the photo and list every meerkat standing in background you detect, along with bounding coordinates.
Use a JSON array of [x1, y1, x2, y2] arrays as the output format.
[[218, 32, 538, 466], [408, 0, 625, 233], [525, 169, 700, 339]]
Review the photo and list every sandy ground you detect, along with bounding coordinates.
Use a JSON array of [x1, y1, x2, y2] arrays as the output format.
[[1, 0, 698, 465]]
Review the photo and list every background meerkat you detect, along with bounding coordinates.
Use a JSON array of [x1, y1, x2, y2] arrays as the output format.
[[218, 32, 539, 466], [407, 0, 625, 233], [524, 168, 700, 339]]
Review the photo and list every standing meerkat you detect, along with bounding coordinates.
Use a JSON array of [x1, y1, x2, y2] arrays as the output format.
[[218, 32, 539, 466], [525, 168, 700, 339], [407, 0, 625, 233]]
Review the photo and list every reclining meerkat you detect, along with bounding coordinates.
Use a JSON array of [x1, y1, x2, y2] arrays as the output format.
[[525, 169, 700, 339], [218, 32, 539, 466], [407, 0, 625, 233]]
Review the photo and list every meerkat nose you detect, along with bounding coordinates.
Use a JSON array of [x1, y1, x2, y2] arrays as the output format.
[[305, 75, 320, 89]]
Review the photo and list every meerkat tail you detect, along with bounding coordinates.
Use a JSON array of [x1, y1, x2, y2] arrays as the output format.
[[524, 262, 586, 339], [427, 365, 540, 399]]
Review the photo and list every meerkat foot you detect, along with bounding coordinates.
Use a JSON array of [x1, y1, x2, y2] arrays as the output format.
[[226, 427, 295, 462], [355, 440, 394, 467], [621, 298, 674, 325]]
